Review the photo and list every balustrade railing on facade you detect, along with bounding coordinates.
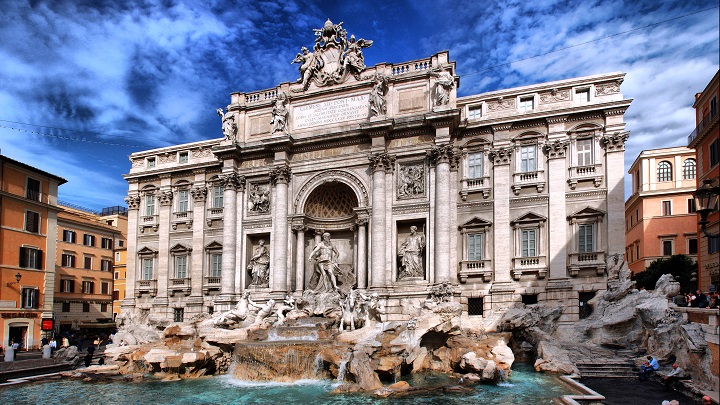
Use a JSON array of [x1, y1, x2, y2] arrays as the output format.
[[512, 255, 548, 279], [136, 279, 157, 297], [458, 259, 493, 283]]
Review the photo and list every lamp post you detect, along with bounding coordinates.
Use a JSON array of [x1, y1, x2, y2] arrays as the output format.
[[693, 179, 720, 238], [6, 272, 21, 287]]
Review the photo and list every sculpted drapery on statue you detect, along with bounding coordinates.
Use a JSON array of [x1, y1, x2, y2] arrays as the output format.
[[270, 93, 289, 134], [308, 232, 340, 293], [248, 239, 270, 287], [216, 107, 237, 141], [369, 74, 388, 118], [431, 66, 455, 106], [292, 19, 373, 92], [399, 226, 426, 279]]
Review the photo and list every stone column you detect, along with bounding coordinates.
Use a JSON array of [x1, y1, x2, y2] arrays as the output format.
[[369, 153, 394, 288], [601, 128, 629, 257], [122, 192, 141, 310], [356, 215, 369, 289], [488, 145, 514, 284], [543, 137, 570, 281], [155, 176, 173, 316], [270, 165, 291, 292], [219, 173, 243, 299], [293, 223, 306, 292], [428, 145, 456, 283], [189, 182, 207, 297]]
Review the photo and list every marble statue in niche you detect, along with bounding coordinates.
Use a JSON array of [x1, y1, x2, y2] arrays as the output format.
[[247, 184, 270, 213], [398, 226, 426, 279], [398, 164, 425, 198], [308, 232, 340, 292], [248, 239, 270, 287]]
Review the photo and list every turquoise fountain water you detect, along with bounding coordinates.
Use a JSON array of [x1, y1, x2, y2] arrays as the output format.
[[0, 363, 574, 404]]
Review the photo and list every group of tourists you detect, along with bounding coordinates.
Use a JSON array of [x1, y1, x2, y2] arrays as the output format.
[[640, 355, 716, 405], [672, 290, 719, 309]]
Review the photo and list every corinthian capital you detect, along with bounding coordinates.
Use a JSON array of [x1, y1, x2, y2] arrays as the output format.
[[542, 139, 570, 159], [368, 153, 396, 172], [218, 173, 245, 191], [157, 190, 174, 206], [487, 147, 514, 165], [600, 131, 629, 152], [270, 164, 291, 185], [190, 186, 208, 202], [426, 145, 456, 166], [124, 194, 141, 210]]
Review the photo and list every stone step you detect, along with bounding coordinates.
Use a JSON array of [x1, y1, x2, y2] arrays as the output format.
[[576, 360, 637, 378]]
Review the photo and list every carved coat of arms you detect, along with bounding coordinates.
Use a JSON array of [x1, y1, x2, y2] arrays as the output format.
[[292, 19, 373, 91]]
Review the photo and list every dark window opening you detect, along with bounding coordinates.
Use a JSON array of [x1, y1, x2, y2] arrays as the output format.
[[467, 297, 484, 316], [173, 308, 184, 322], [521, 294, 538, 305], [579, 291, 596, 319]]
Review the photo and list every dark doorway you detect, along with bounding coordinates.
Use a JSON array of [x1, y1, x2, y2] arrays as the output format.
[[579, 291, 596, 319]]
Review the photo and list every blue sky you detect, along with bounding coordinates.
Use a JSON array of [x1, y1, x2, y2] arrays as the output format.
[[0, 0, 718, 211]]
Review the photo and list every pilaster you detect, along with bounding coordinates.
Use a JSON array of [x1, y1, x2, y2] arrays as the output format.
[[270, 164, 291, 293]]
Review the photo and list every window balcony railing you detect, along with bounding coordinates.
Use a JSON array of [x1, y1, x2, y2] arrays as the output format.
[[512, 255, 547, 280], [206, 207, 224, 227], [688, 109, 719, 145], [512, 170, 545, 194], [135, 279, 157, 297], [203, 276, 221, 295], [458, 259, 493, 283], [169, 277, 191, 296], [567, 164, 603, 189], [567, 251, 606, 277], [459, 176, 492, 200], [172, 211, 193, 230]]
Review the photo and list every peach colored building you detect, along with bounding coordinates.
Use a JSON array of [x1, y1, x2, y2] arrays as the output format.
[[0, 155, 66, 350], [689, 69, 719, 292], [625, 147, 698, 274]]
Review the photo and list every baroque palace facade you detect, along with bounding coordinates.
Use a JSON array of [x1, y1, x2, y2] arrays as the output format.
[[123, 22, 631, 328]]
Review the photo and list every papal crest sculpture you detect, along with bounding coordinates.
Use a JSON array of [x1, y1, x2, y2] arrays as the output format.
[[292, 19, 373, 91]]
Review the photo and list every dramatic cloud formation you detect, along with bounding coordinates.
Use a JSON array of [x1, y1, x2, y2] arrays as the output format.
[[0, 0, 717, 209]]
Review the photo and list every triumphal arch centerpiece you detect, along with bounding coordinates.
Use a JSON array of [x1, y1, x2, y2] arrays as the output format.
[[123, 20, 631, 328]]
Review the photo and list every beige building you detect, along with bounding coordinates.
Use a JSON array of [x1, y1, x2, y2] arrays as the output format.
[[122, 24, 631, 327], [625, 147, 699, 274]]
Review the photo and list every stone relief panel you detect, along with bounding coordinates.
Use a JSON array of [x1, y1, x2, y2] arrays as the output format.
[[397, 163, 426, 199], [539, 89, 570, 104], [595, 81, 621, 96], [486, 97, 516, 111], [247, 183, 271, 214]]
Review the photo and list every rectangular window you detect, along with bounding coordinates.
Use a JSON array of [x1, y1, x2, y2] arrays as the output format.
[[19, 246, 42, 269], [26, 177, 41, 201], [83, 234, 95, 247], [467, 233, 483, 261], [178, 151, 189, 163], [709, 237, 719, 254], [115, 252, 121, 261], [101, 237, 113, 249], [711, 96, 718, 117], [578, 224, 594, 253], [468, 106, 482, 119], [60, 279, 74, 293], [519, 96, 534, 112], [82, 281, 95, 294], [521, 229, 537, 257], [662, 201, 672, 216], [25, 211, 40, 233], [575, 88, 590, 103], [21, 288, 38, 309], [84, 256, 92, 270], [173, 308, 184, 322], [576, 139, 593, 166], [101, 303, 108, 312], [636, 244, 640, 259], [178, 190, 189, 212], [145, 195, 155, 216], [520, 146, 536, 172], [467, 297, 483, 316], [688, 238, 698, 255], [175, 255, 187, 279], [147, 157, 156, 168], [114, 271, 119, 280], [118, 240, 124, 247], [688, 199, 697, 213], [112, 290, 120, 300], [662, 240, 673, 256], [101, 259, 112, 272], [101, 282, 110, 295], [61, 254, 75, 268], [62, 302, 70, 312], [212, 186, 224, 209], [710, 140, 719, 167], [82, 302, 90, 312], [142, 258, 153, 280], [521, 294, 538, 305], [210, 254, 222, 277], [467, 153, 483, 179], [62, 230, 76, 243]]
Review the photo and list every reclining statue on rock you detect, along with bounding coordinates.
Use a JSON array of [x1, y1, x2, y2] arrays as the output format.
[[210, 291, 251, 328], [274, 294, 296, 326], [250, 299, 276, 326]]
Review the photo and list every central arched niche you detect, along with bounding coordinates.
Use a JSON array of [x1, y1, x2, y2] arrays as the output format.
[[302, 181, 359, 290]]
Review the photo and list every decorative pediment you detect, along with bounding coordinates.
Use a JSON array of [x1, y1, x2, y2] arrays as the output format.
[[511, 212, 547, 226], [205, 241, 223, 250], [169, 243, 192, 253], [459, 217, 492, 230], [568, 207, 605, 221], [137, 246, 158, 256]]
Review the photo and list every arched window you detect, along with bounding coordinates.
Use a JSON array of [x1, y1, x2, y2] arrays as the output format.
[[682, 158, 696, 179], [657, 161, 672, 182]]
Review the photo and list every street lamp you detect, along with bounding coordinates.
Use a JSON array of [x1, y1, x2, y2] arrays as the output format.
[[6, 272, 21, 287], [693, 179, 720, 238]]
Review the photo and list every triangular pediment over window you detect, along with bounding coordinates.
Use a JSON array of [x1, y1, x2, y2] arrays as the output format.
[[137, 246, 158, 255], [169, 243, 192, 253], [459, 217, 492, 230], [568, 207, 605, 221], [205, 241, 222, 250], [511, 212, 547, 226]]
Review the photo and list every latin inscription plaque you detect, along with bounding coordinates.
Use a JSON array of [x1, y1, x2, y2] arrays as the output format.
[[293, 94, 369, 130]]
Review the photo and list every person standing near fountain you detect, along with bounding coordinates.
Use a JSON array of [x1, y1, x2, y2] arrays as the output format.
[[248, 239, 270, 287], [308, 232, 339, 292]]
